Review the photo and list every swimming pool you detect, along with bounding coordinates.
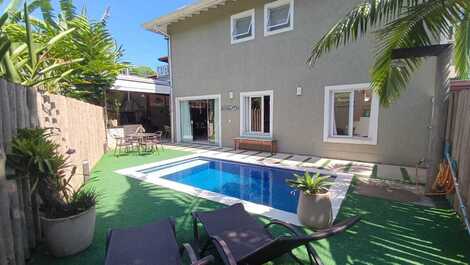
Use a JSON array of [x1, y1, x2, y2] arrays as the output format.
[[139, 157, 334, 214], [117, 154, 351, 225]]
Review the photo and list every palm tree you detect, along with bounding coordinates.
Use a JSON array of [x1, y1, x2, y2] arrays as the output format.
[[308, 0, 470, 106]]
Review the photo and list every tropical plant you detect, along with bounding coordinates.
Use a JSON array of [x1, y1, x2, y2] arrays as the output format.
[[286, 171, 331, 195], [6, 128, 98, 218], [308, 0, 470, 106], [1, 2, 81, 89], [1, 0, 125, 103], [57, 14, 125, 104], [0, 13, 11, 61]]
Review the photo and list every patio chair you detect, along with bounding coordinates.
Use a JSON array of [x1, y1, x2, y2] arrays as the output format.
[[105, 218, 213, 265], [164, 125, 171, 138], [192, 203, 360, 265], [113, 135, 133, 156], [142, 134, 160, 154], [155, 131, 164, 150]]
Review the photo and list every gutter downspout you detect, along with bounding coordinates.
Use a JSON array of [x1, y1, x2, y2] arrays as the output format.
[[167, 35, 175, 144]]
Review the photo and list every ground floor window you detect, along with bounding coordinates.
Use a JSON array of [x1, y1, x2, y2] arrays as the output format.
[[323, 83, 379, 145], [177, 96, 220, 145], [240, 91, 273, 137]]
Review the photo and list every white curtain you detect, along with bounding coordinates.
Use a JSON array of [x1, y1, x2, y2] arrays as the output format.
[[331, 92, 337, 135], [180, 101, 193, 142], [213, 99, 219, 144]]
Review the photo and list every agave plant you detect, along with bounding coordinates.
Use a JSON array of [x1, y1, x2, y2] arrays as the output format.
[[7, 128, 98, 218], [286, 171, 332, 195], [308, 0, 470, 106]]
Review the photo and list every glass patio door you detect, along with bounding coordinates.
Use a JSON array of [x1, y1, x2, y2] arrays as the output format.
[[180, 101, 193, 142], [179, 98, 219, 145], [207, 99, 219, 145]]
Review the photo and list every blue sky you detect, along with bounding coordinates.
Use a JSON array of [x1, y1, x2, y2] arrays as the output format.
[[1, 0, 193, 68]]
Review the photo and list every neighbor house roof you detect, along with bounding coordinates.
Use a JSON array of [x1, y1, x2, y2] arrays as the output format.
[[111, 75, 171, 94], [143, 0, 231, 34]]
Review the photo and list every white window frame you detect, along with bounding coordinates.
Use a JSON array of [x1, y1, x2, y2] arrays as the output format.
[[264, 0, 294, 36], [240, 90, 274, 138], [230, 9, 255, 44], [323, 83, 379, 145]]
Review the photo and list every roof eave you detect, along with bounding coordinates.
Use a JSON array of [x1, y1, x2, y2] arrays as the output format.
[[143, 0, 231, 36]]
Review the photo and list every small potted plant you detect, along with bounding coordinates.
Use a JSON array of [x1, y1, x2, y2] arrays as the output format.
[[286, 171, 333, 229], [7, 128, 98, 257]]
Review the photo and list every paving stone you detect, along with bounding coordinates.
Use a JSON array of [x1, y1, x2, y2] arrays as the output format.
[[263, 153, 291, 164], [281, 155, 310, 167]]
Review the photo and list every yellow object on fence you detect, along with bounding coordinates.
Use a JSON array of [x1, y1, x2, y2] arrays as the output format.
[[427, 162, 454, 195]]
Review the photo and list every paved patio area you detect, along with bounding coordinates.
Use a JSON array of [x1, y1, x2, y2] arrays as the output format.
[[29, 150, 470, 265], [163, 143, 428, 185]]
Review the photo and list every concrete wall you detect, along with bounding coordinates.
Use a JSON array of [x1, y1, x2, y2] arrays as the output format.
[[168, 0, 441, 166]]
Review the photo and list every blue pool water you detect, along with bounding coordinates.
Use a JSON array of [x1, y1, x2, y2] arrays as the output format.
[[146, 158, 333, 214]]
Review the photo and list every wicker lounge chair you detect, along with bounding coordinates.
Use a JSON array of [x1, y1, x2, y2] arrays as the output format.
[[192, 203, 360, 265]]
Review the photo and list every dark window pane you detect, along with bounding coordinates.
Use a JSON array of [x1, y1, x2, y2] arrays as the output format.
[[264, 96, 270, 133], [251, 97, 262, 132]]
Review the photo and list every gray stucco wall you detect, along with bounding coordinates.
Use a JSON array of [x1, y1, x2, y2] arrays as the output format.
[[168, 0, 441, 166]]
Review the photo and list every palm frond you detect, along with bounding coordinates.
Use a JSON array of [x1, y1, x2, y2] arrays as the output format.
[[29, 0, 56, 26], [24, 2, 36, 67], [454, 12, 470, 79], [307, 0, 423, 66], [59, 0, 76, 21], [371, 0, 464, 105], [3, 0, 22, 15], [2, 51, 21, 82]]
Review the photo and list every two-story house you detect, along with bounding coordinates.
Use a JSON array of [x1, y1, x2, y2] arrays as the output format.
[[144, 0, 449, 169]]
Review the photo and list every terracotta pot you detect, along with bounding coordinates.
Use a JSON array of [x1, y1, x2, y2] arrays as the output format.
[[297, 191, 332, 229], [41, 206, 96, 257]]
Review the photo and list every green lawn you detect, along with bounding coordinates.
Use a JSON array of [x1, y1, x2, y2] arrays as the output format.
[[29, 150, 470, 265]]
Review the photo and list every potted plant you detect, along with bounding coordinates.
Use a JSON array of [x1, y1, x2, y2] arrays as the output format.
[[7, 128, 98, 257], [287, 171, 333, 229]]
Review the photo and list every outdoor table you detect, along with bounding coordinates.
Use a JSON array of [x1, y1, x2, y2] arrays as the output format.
[[128, 133, 157, 153]]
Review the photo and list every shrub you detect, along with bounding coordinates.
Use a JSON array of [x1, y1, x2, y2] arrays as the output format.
[[7, 128, 98, 218]]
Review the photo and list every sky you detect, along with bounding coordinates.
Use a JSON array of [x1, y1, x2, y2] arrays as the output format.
[[0, 0, 194, 68]]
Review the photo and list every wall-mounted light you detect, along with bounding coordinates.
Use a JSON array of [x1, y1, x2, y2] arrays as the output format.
[[229, 91, 234, 99], [296, 87, 302, 96]]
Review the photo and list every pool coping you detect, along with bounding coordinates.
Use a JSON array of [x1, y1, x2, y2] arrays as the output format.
[[115, 153, 353, 226]]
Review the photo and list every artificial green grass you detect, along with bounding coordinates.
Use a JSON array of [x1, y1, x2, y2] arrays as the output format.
[[29, 150, 470, 265]]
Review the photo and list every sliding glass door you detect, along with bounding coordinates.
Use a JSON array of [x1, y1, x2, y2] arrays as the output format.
[[180, 101, 193, 142], [178, 97, 220, 145]]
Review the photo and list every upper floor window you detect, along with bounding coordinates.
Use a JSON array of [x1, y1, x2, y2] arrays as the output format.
[[323, 83, 379, 145], [231, 9, 255, 44], [264, 0, 294, 36]]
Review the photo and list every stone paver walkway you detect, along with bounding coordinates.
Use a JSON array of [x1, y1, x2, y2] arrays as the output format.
[[162, 143, 428, 185]]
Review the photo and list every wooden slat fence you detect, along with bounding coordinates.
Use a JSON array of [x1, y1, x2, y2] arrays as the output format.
[[0, 79, 106, 265], [448, 86, 470, 222]]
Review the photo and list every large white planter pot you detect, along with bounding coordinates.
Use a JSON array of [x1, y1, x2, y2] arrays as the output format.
[[297, 191, 333, 229], [41, 206, 96, 257]]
